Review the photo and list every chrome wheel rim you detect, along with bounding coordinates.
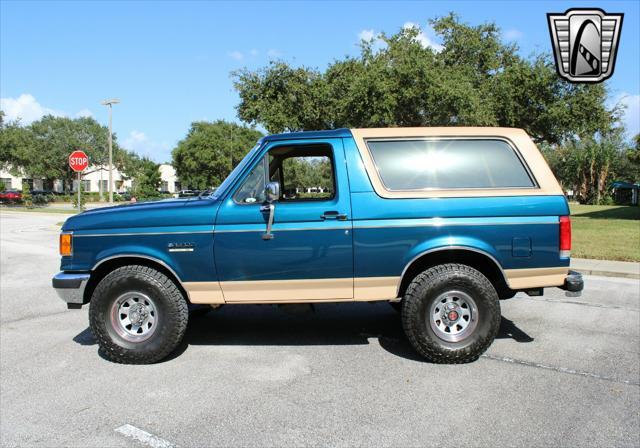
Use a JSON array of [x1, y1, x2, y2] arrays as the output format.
[[110, 292, 158, 342], [429, 290, 478, 342]]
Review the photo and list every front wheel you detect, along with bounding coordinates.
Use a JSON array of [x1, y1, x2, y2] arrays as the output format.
[[402, 263, 501, 363], [89, 265, 188, 364]]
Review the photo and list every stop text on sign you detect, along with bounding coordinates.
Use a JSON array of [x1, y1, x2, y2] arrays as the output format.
[[69, 150, 89, 172]]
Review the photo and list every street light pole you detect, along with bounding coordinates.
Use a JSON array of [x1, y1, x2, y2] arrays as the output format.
[[101, 98, 120, 204]]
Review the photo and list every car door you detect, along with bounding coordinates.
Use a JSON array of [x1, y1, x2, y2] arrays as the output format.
[[214, 138, 353, 303]]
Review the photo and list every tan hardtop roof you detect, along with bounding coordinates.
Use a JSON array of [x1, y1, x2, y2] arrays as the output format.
[[350, 127, 528, 138], [350, 127, 563, 198]]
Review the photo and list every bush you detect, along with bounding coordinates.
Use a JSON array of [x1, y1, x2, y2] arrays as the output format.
[[82, 192, 101, 201], [21, 182, 33, 207], [72, 194, 86, 210], [32, 194, 49, 206], [52, 194, 72, 203], [600, 195, 616, 206]]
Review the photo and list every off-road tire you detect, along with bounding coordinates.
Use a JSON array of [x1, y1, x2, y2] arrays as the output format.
[[401, 263, 501, 363], [89, 265, 188, 364]]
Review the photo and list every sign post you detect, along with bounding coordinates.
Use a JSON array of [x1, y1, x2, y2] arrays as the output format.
[[69, 150, 89, 212]]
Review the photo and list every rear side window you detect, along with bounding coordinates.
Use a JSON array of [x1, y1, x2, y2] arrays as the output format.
[[366, 139, 535, 190]]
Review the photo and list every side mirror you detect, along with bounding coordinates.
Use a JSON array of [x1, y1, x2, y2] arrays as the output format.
[[265, 182, 280, 203]]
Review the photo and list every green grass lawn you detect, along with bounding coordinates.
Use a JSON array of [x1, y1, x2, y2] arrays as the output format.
[[570, 204, 640, 262]]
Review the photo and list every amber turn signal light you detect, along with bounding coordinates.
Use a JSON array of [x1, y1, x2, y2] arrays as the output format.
[[59, 233, 72, 256]]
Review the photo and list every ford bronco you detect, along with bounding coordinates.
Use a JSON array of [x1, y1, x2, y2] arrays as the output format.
[[53, 127, 583, 364]]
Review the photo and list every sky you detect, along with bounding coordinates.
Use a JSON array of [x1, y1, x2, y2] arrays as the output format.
[[1, 0, 639, 163]]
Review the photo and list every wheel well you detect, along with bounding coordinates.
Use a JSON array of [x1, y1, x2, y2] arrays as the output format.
[[397, 249, 513, 300], [83, 257, 190, 304]]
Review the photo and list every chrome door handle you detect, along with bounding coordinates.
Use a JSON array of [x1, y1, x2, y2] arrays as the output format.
[[321, 211, 347, 220]]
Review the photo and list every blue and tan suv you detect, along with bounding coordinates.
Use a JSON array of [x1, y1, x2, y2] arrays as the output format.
[[53, 127, 583, 364]]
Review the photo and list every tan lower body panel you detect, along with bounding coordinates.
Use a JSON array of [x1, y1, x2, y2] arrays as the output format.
[[354, 276, 400, 301], [183, 282, 225, 304], [221, 278, 353, 303], [504, 267, 568, 289], [184, 277, 402, 304], [185, 268, 568, 305]]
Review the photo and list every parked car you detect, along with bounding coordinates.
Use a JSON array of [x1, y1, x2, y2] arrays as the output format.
[[30, 189, 54, 196], [0, 189, 22, 204], [177, 189, 199, 197], [53, 127, 583, 364], [114, 192, 132, 202]]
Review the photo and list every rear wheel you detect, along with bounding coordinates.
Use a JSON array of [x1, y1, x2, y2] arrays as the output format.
[[402, 263, 500, 363], [89, 265, 188, 364]]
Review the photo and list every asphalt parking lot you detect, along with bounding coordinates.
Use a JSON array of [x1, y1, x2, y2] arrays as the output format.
[[1, 211, 638, 447]]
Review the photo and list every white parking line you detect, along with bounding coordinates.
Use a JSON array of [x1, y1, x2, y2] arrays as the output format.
[[115, 424, 175, 448]]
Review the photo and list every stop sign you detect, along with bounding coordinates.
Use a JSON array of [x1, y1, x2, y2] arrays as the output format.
[[69, 150, 89, 172]]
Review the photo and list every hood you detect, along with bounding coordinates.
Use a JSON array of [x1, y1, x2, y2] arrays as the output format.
[[62, 197, 220, 232]]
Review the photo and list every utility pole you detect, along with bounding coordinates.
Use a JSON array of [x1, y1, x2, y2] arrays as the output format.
[[99, 163, 104, 201], [101, 98, 120, 204]]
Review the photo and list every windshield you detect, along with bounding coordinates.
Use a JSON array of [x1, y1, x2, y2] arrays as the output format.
[[210, 142, 263, 200]]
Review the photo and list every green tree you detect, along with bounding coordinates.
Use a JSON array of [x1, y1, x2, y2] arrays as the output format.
[[232, 14, 617, 143], [132, 158, 162, 199], [543, 129, 630, 204], [613, 133, 640, 184], [0, 114, 139, 194], [0, 113, 37, 173], [172, 120, 263, 189], [27, 116, 111, 192]]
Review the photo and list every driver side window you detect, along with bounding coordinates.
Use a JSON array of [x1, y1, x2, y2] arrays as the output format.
[[233, 158, 266, 204], [233, 143, 336, 204]]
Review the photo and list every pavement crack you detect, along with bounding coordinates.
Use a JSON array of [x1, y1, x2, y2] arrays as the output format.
[[1, 310, 71, 325], [482, 354, 640, 386]]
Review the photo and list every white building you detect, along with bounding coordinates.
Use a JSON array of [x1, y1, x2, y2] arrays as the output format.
[[72, 166, 132, 194], [159, 164, 180, 193], [1, 164, 180, 194]]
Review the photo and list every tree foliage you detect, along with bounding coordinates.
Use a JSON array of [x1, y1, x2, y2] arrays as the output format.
[[132, 158, 162, 198], [0, 114, 141, 192], [233, 14, 618, 144], [172, 120, 263, 189], [282, 157, 333, 194], [21, 181, 32, 207], [542, 130, 638, 204], [0, 112, 37, 172]]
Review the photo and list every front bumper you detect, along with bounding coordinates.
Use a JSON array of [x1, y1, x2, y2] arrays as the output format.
[[52, 272, 91, 309], [559, 269, 584, 297]]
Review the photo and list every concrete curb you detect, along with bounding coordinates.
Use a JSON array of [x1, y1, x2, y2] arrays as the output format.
[[570, 268, 639, 280], [571, 258, 640, 280]]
